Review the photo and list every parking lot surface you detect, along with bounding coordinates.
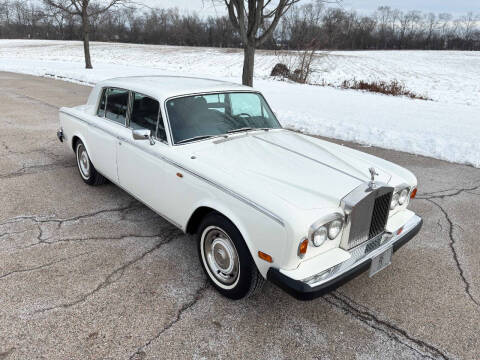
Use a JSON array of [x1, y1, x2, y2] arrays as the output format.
[[0, 72, 479, 359]]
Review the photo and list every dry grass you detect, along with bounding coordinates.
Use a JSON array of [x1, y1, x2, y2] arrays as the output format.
[[338, 79, 431, 100]]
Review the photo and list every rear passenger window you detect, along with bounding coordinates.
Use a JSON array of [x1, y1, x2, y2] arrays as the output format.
[[97, 89, 107, 117], [130, 93, 167, 142], [105, 88, 128, 125]]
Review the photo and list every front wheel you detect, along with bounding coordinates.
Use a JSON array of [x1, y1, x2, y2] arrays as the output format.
[[75, 140, 106, 186], [197, 213, 264, 299]]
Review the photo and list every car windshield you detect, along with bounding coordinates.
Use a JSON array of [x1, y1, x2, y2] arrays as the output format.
[[166, 92, 281, 144]]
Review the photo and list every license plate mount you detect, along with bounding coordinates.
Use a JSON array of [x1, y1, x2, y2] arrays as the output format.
[[369, 246, 393, 277]]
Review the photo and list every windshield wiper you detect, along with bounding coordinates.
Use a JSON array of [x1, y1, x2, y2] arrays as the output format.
[[227, 127, 254, 134], [227, 127, 272, 135], [178, 128, 272, 144], [176, 135, 216, 144]]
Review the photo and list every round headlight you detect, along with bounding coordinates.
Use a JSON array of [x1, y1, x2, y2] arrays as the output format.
[[312, 226, 327, 247], [328, 220, 343, 240], [390, 192, 399, 210], [398, 188, 409, 205]]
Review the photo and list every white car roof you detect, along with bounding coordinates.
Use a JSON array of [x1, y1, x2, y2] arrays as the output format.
[[97, 75, 255, 100]]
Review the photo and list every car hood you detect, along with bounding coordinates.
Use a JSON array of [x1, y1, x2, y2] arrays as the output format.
[[189, 130, 395, 210]]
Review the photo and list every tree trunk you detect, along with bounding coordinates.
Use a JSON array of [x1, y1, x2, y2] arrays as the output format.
[[81, 13, 93, 69], [242, 43, 255, 87]]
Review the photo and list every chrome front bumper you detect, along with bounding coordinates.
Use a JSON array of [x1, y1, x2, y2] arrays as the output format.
[[56, 128, 64, 142], [267, 214, 423, 300]]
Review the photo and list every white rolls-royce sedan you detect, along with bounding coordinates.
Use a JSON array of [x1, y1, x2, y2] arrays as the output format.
[[57, 76, 422, 300]]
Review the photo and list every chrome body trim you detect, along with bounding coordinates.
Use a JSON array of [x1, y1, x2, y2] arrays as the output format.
[[59, 109, 285, 227], [126, 90, 133, 128], [284, 132, 388, 183], [302, 214, 422, 287], [164, 158, 285, 227]]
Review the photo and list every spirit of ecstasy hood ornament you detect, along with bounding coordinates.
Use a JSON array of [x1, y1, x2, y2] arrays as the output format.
[[369, 167, 379, 188]]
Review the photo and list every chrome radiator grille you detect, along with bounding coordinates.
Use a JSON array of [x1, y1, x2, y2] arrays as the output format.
[[341, 184, 393, 250], [369, 192, 392, 239]]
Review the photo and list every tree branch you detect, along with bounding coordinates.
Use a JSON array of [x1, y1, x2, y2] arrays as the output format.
[[42, 0, 79, 15], [225, 0, 247, 43], [88, 0, 128, 17], [256, 0, 300, 46]]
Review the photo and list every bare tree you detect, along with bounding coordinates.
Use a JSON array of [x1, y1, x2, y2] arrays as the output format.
[[423, 13, 437, 49], [457, 12, 480, 42], [44, 2, 71, 39], [0, 0, 11, 27], [2, 1, 478, 51], [223, 0, 300, 86], [42, 0, 130, 68], [282, 1, 325, 49], [375, 6, 393, 48]]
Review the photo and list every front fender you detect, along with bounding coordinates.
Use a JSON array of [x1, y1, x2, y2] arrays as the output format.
[[186, 199, 288, 278]]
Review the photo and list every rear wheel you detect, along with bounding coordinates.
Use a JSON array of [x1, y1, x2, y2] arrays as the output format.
[[75, 140, 106, 186], [197, 213, 264, 299]]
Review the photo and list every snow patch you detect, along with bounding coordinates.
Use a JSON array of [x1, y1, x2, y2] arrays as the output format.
[[0, 40, 478, 167]]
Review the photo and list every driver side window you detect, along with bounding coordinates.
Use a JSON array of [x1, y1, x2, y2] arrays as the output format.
[[229, 93, 262, 117]]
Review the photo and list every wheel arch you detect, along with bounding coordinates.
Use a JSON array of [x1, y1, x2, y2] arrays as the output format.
[[71, 135, 81, 152], [70, 133, 89, 153], [185, 201, 282, 278], [70, 133, 95, 167], [186, 203, 256, 258], [186, 206, 218, 235]]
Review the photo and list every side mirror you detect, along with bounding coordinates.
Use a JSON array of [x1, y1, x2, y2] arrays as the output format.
[[132, 129, 155, 145]]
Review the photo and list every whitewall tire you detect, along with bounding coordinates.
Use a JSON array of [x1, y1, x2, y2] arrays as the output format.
[[197, 212, 265, 299], [75, 140, 106, 186]]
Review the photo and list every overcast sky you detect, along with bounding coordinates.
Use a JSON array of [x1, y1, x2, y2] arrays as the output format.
[[139, 0, 479, 16]]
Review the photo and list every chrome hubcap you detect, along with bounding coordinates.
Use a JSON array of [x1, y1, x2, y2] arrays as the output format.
[[77, 144, 90, 178], [203, 227, 239, 285]]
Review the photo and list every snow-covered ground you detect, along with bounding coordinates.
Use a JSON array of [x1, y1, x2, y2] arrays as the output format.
[[1, 39, 479, 167]]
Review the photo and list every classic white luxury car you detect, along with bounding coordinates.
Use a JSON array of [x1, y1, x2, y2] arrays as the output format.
[[57, 76, 422, 300]]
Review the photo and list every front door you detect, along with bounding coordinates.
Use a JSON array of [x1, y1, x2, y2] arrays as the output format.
[[117, 92, 171, 217]]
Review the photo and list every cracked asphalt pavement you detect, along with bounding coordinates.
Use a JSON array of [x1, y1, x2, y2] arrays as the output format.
[[1, 72, 479, 359]]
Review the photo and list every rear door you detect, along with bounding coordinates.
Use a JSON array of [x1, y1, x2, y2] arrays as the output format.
[[88, 87, 129, 182]]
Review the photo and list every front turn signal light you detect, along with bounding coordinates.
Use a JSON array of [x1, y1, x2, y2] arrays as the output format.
[[410, 188, 417, 199], [298, 238, 308, 257], [258, 251, 273, 263]]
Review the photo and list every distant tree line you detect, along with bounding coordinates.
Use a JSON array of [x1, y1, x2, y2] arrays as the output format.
[[280, 2, 480, 50], [1, 0, 479, 51]]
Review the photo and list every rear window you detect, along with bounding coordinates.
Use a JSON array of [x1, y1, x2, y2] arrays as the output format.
[[105, 88, 129, 125], [97, 89, 107, 117]]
